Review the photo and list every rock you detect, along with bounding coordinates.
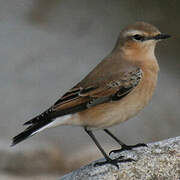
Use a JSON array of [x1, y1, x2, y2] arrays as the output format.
[[60, 136, 180, 180]]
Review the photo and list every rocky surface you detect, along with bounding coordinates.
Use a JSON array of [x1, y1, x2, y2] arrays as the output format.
[[60, 136, 180, 180]]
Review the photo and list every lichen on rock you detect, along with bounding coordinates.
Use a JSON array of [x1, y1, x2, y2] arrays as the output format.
[[60, 136, 180, 180]]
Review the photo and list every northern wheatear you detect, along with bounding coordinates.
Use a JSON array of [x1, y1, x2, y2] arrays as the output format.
[[12, 22, 170, 167]]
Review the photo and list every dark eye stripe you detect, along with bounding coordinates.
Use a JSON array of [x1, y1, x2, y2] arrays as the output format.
[[132, 34, 145, 41]]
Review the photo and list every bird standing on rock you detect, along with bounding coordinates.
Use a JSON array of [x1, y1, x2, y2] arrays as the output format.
[[12, 22, 170, 167]]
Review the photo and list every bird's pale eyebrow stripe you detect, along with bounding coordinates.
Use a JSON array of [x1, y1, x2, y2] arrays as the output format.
[[123, 30, 144, 37]]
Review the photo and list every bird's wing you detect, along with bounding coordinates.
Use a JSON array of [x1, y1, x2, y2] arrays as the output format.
[[24, 67, 142, 126], [12, 66, 142, 146]]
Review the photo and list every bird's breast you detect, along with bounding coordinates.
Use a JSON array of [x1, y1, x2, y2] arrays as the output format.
[[75, 67, 158, 129]]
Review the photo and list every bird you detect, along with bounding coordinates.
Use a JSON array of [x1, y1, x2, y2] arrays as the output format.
[[12, 22, 170, 167]]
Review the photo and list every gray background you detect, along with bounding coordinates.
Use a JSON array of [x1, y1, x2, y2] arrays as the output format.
[[0, 0, 180, 177]]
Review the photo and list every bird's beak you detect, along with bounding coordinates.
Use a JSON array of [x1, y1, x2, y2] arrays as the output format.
[[153, 33, 171, 40]]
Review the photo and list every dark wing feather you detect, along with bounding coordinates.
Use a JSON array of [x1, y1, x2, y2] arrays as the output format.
[[12, 120, 51, 146], [24, 68, 142, 126], [12, 67, 142, 146]]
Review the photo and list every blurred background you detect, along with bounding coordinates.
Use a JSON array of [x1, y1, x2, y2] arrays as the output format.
[[0, 0, 179, 179]]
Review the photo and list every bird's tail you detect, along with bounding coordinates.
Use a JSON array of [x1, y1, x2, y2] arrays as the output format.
[[11, 120, 51, 146], [11, 114, 71, 146]]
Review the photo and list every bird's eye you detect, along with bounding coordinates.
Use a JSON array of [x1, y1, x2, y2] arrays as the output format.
[[132, 34, 144, 41]]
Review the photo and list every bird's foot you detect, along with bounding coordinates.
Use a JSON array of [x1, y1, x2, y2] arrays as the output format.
[[94, 156, 135, 169], [109, 143, 147, 155]]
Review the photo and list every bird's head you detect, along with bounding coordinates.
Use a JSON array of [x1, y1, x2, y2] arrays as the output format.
[[115, 22, 170, 59]]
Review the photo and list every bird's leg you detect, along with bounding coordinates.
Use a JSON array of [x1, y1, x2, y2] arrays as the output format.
[[104, 129, 147, 156], [84, 128, 134, 168]]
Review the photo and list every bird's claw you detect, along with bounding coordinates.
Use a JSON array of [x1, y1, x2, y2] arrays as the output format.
[[94, 157, 135, 169], [109, 143, 147, 156]]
